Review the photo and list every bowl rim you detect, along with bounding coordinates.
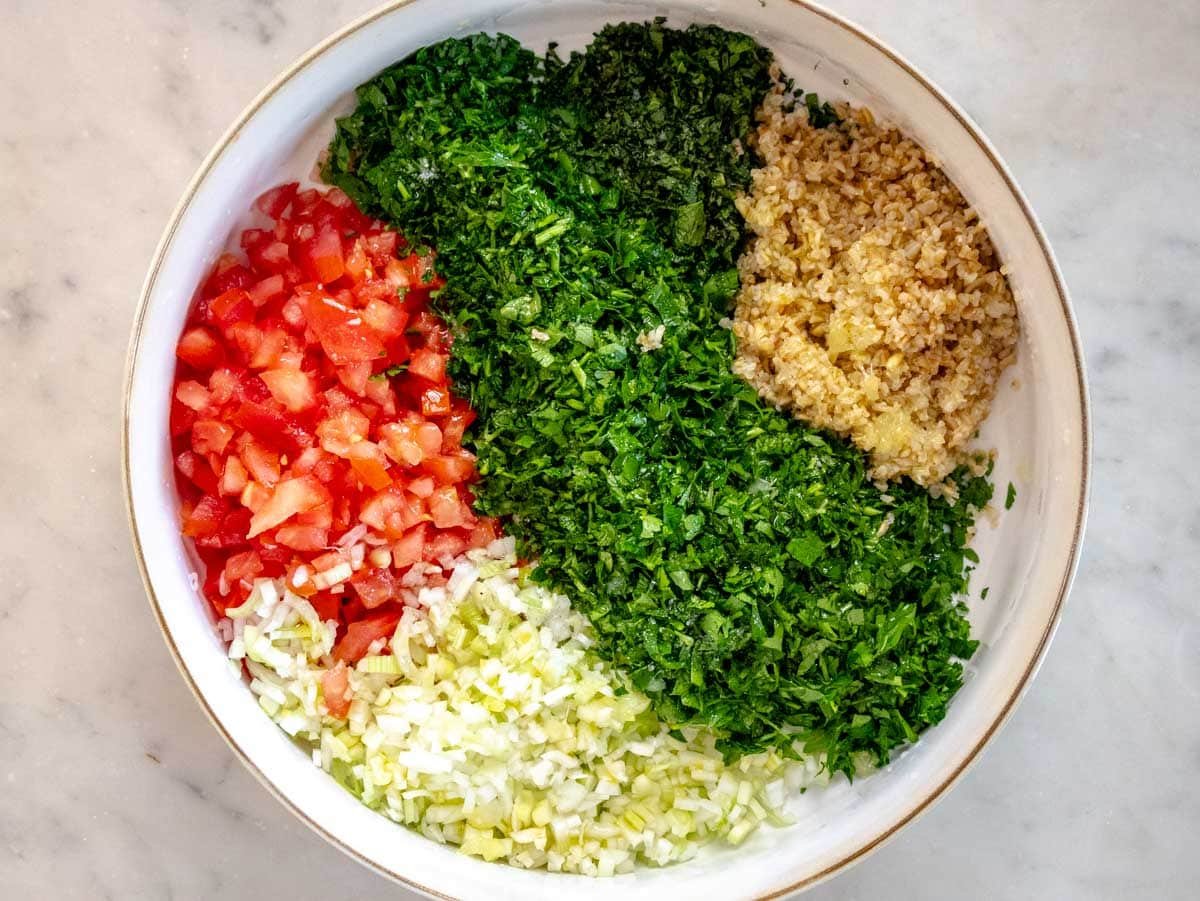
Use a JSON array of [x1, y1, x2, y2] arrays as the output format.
[[122, 1, 1091, 896]]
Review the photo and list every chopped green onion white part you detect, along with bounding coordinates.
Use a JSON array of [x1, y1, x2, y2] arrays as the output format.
[[225, 546, 825, 873]]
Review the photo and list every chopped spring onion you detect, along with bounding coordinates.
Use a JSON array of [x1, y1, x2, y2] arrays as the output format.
[[226, 547, 825, 874]]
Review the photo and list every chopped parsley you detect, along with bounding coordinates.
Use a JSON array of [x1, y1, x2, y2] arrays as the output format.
[[1005, 482, 1017, 510], [323, 23, 992, 776]]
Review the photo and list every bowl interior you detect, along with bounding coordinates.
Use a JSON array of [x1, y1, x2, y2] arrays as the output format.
[[125, 1, 1087, 897]]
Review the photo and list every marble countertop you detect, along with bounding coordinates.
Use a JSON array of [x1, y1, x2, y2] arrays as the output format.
[[2, 0, 1196, 897]]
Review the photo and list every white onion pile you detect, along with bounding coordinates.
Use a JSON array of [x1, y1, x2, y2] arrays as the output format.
[[225, 541, 823, 874]]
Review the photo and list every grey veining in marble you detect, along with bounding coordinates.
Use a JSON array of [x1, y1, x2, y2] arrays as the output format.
[[1, 0, 1197, 897]]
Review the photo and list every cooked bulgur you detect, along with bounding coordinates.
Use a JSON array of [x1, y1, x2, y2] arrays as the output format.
[[732, 84, 1019, 486]]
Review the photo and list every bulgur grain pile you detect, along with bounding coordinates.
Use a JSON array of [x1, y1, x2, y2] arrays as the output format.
[[732, 86, 1019, 486]]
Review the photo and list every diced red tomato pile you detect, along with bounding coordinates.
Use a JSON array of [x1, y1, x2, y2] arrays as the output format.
[[171, 182, 499, 663]]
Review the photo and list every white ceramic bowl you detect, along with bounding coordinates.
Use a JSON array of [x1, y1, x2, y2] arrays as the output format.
[[124, 1, 1089, 897]]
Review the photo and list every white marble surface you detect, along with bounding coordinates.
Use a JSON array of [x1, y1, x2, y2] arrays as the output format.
[[1, 0, 1196, 897]]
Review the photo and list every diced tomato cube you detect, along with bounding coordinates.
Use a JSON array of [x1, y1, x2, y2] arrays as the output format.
[[275, 524, 329, 552], [363, 377, 397, 418], [224, 550, 263, 584], [238, 481, 269, 513], [176, 450, 219, 495], [240, 228, 272, 252], [307, 591, 338, 618], [440, 403, 476, 451], [420, 385, 452, 417], [249, 239, 292, 274], [358, 486, 425, 538], [379, 419, 425, 467], [347, 441, 392, 490], [317, 407, 370, 457], [248, 475, 331, 538], [209, 288, 253, 326], [409, 310, 450, 351], [408, 348, 447, 383], [337, 360, 372, 396], [231, 401, 313, 454], [297, 227, 345, 284], [468, 518, 500, 549], [248, 327, 287, 369], [343, 238, 370, 284], [254, 182, 299, 220], [170, 399, 197, 437], [423, 529, 470, 564], [206, 367, 241, 405], [392, 523, 427, 568], [416, 422, 443, 456], [304, 292, 385, 364], [350, 567, 397, 610], [424, 451, 476, 486], [322, 662, 351, 718], [291, 188, 321, 218], [333, 608, 402, 664], [248, 274, 286, 306], [428, 485, 474, 529], [407, 475, 435, 498], [194, 507, 253, 550], [296, 501, 334, 529], [202, 255, 256, 299], [177, 327, 225, 371], [236, 434, 279, 485], [364, 232, 399, 269], [362, 299, 408, 339], [191, 419, 235, 455], [323, 187, 374, 234], [310, 548, 350, 573], [175, 380, 211, 412], [228, 321, 263, 362], [182, 494, 224, 537], [220, 456, 248, 496], [260, 368, 316, 412]]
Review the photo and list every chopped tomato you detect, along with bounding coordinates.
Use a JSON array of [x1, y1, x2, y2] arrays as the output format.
[[428, 485, 474, 529], [321, 662, 351, 718], [175, 380, 211, 413], [177, 327, 225, 371], [260, 368, 316, 412], [247, 476, 331, 538], [275, 524, 329, 552], [182, 495, 224, 537], [333, 608, 403, 664], [440, 403, 476, 451], [304, 292, 385, 364], [176, 450, 219, 495], [317, 407, 370, 457], [468, 518, 501, 549], [347, 441, 392, 490], [392, 523, 428, 569], [220, 456, 248, 496], [248, 275, 286, 307], [172, 182, 502, 640], [297, 226, 346, 284], [420, 385, 452, 417], [350, 567, 398, 610], [254, 182, 299, 220], [423, 452, 475, 486], [191, 420, 235, 456], [224, 550, 263, 584], [408, 348, 448, 383], [379, 419, 426, 467], [424, 530, 470, 564]]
